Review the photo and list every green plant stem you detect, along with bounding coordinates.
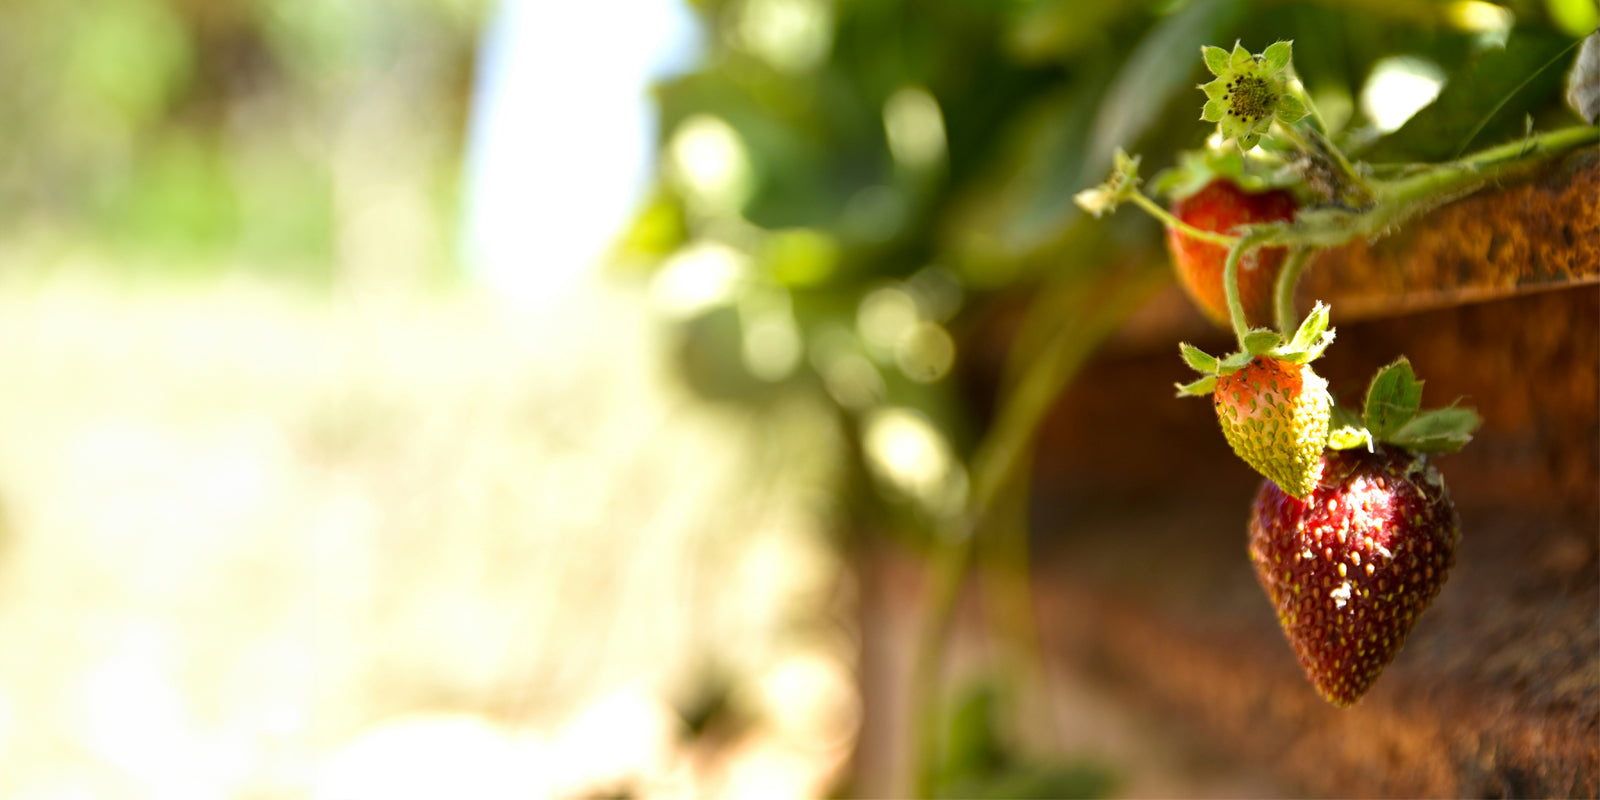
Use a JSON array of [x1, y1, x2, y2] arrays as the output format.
[[1128, 192, 1239, 247], [1273, 246, 1313, 336], [906, 265, 1166, 798], [1221, 230, 1273, 347], [1258, 126, 1600, 252], [1380, 124, 1599, 211], [1274, 118, 1375, 208]]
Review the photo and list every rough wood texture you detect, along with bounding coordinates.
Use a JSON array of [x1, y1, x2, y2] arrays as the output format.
[[1300, 148, 1600, 320], [1026, 496, 1598, 798]]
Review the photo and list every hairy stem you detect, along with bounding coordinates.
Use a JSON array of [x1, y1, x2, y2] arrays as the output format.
[[1128, 192, 1239, 247], [1380, 125, 1600, 212], [1222, 230, 1271, 346], [1274, 246, 1314, 335], [1256, 126, 1600, 253]]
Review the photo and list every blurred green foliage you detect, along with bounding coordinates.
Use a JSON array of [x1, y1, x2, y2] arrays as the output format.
[[930, 682, 1119, 799], [0, 0, 484, 281], [629, 0, 1593, 538]]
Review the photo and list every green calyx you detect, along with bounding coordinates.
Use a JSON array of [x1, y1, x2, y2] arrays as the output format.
[[1174, 301, 1334, 396], [1327, 356, 1481, 455], [1199, 41, 1308, 151]]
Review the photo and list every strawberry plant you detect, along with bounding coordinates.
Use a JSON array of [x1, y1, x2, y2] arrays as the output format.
[[1077, 39, 1594, 704], [1167, 179, 1298, 329]]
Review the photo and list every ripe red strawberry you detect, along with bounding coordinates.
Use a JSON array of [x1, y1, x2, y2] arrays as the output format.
[[1214, 355, 1330, 499], [1168, 179, 1297, 328], [1247, 445, 1460, 706]]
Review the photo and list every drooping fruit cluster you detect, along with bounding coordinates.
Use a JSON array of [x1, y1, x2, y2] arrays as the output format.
[[1248, 445, 1459, 706], [1167, 179, 1299, 329], [1076, 39, 1503, 709]]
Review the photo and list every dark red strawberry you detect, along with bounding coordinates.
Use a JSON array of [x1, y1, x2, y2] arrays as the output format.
[[1247, 444, 1459, 706], [1167, 179, 1297, 328]]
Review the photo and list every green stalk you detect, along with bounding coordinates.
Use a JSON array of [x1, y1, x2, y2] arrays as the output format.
[[1378, 125, 1600, 213], [1221, 230, 1274, 347], [1274, 246, 1313, 336], [1128, 192, 1239, 248], [1255, 126, 1599, 253]]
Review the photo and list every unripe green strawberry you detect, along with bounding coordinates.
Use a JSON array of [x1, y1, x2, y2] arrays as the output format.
[[1248, 445, 1459, 706], [1214, 355, 1331, 499], [1167, 179, 1298, 328]]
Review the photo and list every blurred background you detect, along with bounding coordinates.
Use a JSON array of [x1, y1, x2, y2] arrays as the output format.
[[0, 0, 1592, 797]]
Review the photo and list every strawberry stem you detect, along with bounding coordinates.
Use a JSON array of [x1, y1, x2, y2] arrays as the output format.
[[1128, 192, 1240, 247], [1375, 124, 1600, 213], [1275, 117, 1374, 208], [1274, 245, 1314, 336], [1222, 229, 1274, 347]]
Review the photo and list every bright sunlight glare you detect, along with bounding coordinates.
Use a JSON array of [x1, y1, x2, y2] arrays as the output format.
[[1360, 56, 1447, 134]]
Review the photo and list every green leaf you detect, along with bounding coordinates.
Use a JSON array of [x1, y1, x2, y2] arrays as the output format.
[[1389, 407, 1482, 453], [1175, 375, 1218, 396], [1238, 132, 1261, 150], [1262, 41, 1292, 72], [1201, 98, 1226, 122], [1288, 301, 1330, 351], [1202, 45, 1230, 76], [1243, 328, 1282, 355], [1331, 403, 1363, 429], [1179, 342, 1219, 373], [1230, 40, 1251, 71], [1202, 78, 1228, 101], [1363, 357, 1423, 440], [1275, 92, 1309, 124]]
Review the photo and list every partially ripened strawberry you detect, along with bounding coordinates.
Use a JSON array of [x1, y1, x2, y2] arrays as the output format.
[[1167, 179, 1297, 328], [1247, 445, 1459, 706], [1177, 304, 1336, 499], [1213, 355, 1331, 498]]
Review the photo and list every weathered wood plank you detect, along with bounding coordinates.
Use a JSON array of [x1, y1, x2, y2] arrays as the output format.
[[1300, 148, 1600, 320]]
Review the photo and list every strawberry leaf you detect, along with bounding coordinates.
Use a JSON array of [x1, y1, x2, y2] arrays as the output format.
[[1363, 357, 1423, 441], [1180, 342, 1219, 374], [1389, 407, 1481, 453], [1176, 375, 1218, 396], [1202, 45, 1231, 77]]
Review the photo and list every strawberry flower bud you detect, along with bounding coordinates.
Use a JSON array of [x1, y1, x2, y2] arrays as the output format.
[[1073, 148, 1143, 218], [1198, 41, 1309, 151]]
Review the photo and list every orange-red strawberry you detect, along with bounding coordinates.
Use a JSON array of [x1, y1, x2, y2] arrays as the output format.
[[1167, 179, 1297, 328], [1248, 445, 1459, 706], [1213, 355, 1330, 498]]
